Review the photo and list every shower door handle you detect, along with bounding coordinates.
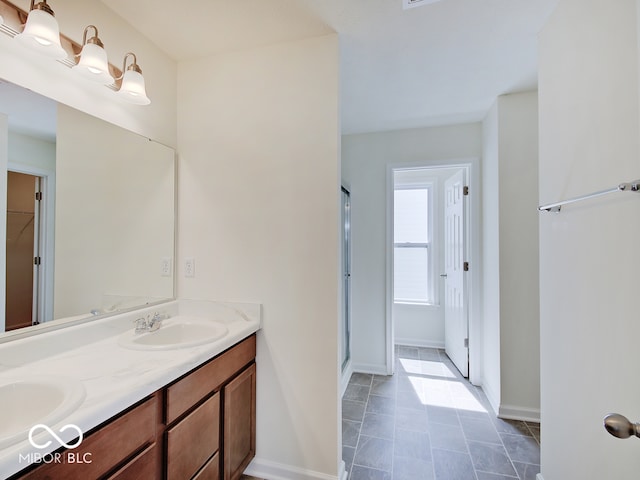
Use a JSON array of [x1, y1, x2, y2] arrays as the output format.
[[440, 274, 447, 278], [604, 413, 640, 439]]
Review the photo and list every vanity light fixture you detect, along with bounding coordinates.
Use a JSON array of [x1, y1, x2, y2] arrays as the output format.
[[72, 25, 114, 85], [14, 0, 66, 59], [0, 0, 150, 105], [117, 52, 150, 105]]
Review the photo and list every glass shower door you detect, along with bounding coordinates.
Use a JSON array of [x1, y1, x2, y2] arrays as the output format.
[[341, 187, 351, 371]]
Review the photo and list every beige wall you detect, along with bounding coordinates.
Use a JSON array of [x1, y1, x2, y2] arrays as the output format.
[[177, 34, 341, 478], [55, 105, 174, 318]]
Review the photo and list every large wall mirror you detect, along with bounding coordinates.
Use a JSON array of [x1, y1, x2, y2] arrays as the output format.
[[0, 78, 175, 335]]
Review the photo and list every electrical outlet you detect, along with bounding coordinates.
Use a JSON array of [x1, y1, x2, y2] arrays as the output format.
[[184, 257, 195, 278], [160, 257, 172, 277]]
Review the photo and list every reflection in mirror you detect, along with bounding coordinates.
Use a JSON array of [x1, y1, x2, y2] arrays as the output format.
[[0, 79, 175, 334]]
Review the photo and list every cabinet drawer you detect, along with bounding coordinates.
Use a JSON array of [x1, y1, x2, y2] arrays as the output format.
[[106, 443, 159, 480], [193, 452, 219, 480], [166, 335, 255, 423], [19, 393, 160, 480], [166, 392, 220, 480]]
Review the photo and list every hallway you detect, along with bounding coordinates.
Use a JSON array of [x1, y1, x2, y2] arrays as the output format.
[[342, 346, 540, 480]]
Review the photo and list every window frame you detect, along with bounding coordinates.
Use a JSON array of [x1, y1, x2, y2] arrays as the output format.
[[393, 182, 436, 306]]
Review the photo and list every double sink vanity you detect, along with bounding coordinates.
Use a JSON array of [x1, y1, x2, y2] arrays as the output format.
[[0, 299, 261, 480]]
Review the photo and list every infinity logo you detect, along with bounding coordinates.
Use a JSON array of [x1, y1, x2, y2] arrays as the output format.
[[28, 424, 84, 450]]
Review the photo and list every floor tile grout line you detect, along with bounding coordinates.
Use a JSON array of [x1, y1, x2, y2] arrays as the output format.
[[348, 373, 372, 479], [344, 347, 540, 480]]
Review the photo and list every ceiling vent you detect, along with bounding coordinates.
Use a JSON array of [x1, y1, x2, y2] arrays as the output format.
[[403, 0, 443, 10]]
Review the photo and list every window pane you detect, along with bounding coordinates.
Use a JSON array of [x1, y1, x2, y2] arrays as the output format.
[[394, 246, 429, 302], [394, 189, 428, 243]]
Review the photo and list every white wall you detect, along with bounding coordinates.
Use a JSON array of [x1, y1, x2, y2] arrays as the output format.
[[481, 92, 540, 420], [342, 124, 482, 373], [538, 0, 640, 478], [8, 132, 55, 172], [177, 34, 341, 479], [0, 0, 177, 147], [481, 102, 501, 412]]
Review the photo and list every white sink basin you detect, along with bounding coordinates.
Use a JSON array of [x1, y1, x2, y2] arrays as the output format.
[[0, 376, 86, 449], [118, 316, 229, 350]]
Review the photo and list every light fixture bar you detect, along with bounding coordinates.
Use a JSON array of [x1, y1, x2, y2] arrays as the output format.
[[0, 0, 122, 85]]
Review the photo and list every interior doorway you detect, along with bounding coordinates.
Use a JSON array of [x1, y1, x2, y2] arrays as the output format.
[[388, 164, 473, 378], [6, 170, 42, 330]]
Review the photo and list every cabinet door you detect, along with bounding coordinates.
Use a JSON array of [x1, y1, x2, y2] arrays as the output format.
[[223, 363, 256, 480], [166, 393, 220, 480]]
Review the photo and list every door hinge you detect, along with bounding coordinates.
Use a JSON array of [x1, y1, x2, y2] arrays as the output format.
[[463, 261, 469, 272], [34, 256, 41, 266], [464, 338, 469, 348], [35, 191, 42, 201], [463, 185, 469, 196]]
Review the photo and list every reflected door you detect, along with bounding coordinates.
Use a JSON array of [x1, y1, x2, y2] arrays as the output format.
[[6, 171, 41, 330]]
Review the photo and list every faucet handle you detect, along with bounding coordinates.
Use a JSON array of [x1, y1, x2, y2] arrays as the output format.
[[133, 316, 148, 333]]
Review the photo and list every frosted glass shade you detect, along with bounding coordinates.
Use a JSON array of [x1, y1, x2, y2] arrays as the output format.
[[118, 69, 150, 105], [73, 43, 114, 85], [15, 9, 66, 59]]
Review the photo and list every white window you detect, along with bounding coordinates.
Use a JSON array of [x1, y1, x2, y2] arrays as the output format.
[[394, 186, 434, 304]]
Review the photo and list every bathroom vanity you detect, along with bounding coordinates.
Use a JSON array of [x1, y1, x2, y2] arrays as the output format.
[[0, 300, 261, 480]]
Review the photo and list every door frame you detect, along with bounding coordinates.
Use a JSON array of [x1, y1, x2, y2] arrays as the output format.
[[385, 158, 482, 385], [7, 163, 55, 325]]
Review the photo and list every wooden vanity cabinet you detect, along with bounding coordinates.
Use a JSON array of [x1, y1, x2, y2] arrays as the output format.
[[14, 334, 256, 480], [16, 392, 163, 480], [165, 334, 256, 480]]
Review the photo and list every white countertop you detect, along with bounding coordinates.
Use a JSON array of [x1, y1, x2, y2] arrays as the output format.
[[0, 299, 261, 478]]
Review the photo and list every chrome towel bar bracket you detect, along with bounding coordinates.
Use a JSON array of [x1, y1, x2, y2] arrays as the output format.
[[538, 179, 640, 213]]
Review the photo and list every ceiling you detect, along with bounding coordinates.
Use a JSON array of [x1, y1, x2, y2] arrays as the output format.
[[0, 0, 560, 139], [104, 0, 558, 134]]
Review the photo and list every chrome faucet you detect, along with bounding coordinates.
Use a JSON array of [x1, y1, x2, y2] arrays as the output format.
[[133, 312, 166, 334]]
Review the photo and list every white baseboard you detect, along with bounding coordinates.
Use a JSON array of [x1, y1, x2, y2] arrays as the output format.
[[480, 381, 499, 417], [340, 361, 353, 397], [351, 362, 388, 376], [498, 404, 541, 423], [395, 338, 445, 349], [244, 457, 341, 480], [338, 460, 348, 480]]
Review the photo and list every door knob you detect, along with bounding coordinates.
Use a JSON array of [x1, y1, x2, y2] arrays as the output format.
[[604, 413, 640, 439]]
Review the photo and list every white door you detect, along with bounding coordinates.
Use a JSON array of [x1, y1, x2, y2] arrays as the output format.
[[444, 170, 468, 377]]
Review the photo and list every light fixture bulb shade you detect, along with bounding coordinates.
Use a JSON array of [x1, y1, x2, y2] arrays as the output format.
[[0, 14, 4, 25], [118, 69, 150, 105], [73, 43, 114, 85], [15, 9, 66, 59]]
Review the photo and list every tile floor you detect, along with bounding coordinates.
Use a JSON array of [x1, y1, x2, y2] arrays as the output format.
[[342, 346, 541, 480]]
